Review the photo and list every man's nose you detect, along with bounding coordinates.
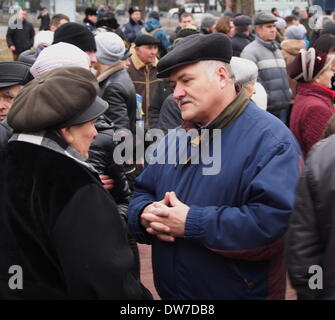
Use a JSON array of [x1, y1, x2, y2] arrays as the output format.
[[173, 84, 186, 100]]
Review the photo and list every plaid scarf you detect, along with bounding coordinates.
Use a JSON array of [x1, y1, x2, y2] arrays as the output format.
[[9, 130, 97, 173]]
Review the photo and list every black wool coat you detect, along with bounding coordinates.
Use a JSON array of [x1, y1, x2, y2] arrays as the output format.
[[0, 141, 151, 299]]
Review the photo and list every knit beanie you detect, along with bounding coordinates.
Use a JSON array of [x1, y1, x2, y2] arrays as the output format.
[[288, 48, 334, 82], [95, 32, 125, 65], [284, 25, 305, 40], [53, 22, 97, 52], [275, 17, 287, 30], [30, 42, 90, 78]]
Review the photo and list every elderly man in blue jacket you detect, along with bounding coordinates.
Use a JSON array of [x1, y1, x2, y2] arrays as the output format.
[[128, 33, 302, 300]]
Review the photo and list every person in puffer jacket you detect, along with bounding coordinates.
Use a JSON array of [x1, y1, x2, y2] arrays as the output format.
[[241, 11, 291, 123], [144, 12, 171, 57]]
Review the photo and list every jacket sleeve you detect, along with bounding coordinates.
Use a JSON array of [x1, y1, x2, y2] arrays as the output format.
[[184, 142, 301, 261], [148, 82, 172, 129], [50, 183, 152, 299], [6, 27, 14, 47], [102, 83, 130, 131], [286, 160, 323, 300], [29, 24, 35, 47], [128, 166, 157, 245]]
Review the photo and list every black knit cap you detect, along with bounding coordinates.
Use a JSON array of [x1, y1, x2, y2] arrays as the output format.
[[135, 35, 160, 47], [157, 33, 232, 78], [0, 61, 33, 88], [53, 22, 97, 52], [85, 7, 97, 16]]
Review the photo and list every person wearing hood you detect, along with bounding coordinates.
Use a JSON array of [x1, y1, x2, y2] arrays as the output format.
[[289, 48, 335, 158], [144, 11, 171, 58], [123, 7, 143, 44]]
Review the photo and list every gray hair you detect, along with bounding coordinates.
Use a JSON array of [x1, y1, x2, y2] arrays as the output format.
[[199, 60, 235, 82], [229, 57, 258, 86]]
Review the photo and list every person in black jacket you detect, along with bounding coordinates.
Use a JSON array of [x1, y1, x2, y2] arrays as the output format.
[[96, 32, 137, 134], [37, 7, 50, 30], [287, 132, 335, 299], [231, 15, 253, 57], [6, 9, 35, 60], [0, 67, 152, 299], [95, 12, 126, 40]]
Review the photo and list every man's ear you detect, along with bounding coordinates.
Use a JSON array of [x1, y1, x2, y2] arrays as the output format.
[[59, 127, 74, 145], [217, 66, 229, 87]]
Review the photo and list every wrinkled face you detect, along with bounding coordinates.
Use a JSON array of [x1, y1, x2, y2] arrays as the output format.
[[61, 120, 98, 159], [180, 16, 194, 29], [131, 11, 141, 22], [315, 63, 335, 89], [169, 62, 225, 125], [0, 85, 22, 121], [256, 23, 277, 41], [135, 45, 158, 64]]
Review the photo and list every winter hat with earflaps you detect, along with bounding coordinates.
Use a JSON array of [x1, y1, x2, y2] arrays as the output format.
[[288, 47, 334, 82]]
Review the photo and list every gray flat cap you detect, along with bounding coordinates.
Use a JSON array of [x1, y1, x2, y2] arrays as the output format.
[[254, 11, 277, 25]]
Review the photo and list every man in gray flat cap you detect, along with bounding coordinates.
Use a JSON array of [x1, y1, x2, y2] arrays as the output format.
[[231, 15, 254, 57], [241, 11, 291, 123], [128, 33, 302, 300]]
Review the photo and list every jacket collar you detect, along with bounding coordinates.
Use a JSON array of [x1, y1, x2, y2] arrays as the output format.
[[9, 131, 97, 173], [130, 49, 158, 70], [256, 36, 278, 51], [129, 18, 143, 26], [312, 83, 335, 98], [97, 61, 124, 83]]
